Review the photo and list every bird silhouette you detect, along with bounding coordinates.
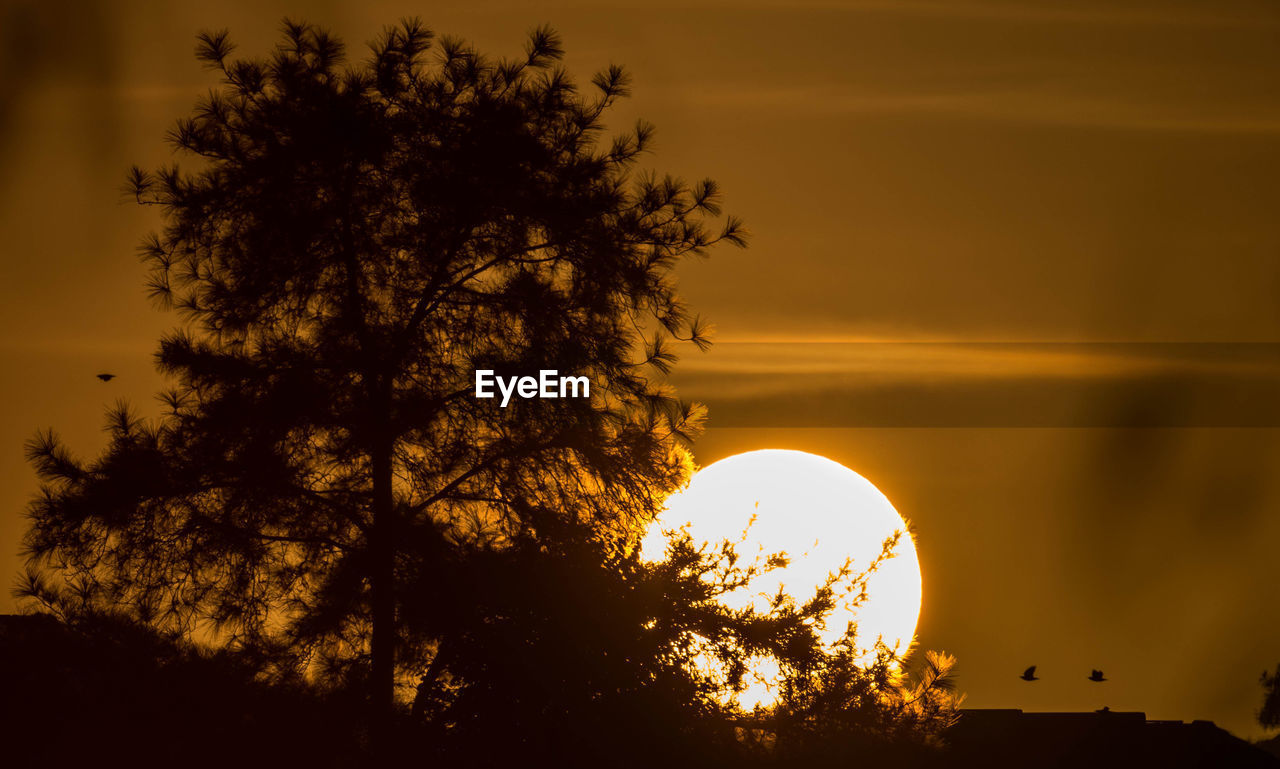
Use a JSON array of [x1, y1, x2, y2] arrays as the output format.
[[1020, 665, 1039, 681], [1088, 669, 1107, 682], [96, 373, 116, 382]]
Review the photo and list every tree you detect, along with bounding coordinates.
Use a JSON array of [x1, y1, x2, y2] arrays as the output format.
[[1263, 665, 1280, 730], [19, 17, 744, 743]]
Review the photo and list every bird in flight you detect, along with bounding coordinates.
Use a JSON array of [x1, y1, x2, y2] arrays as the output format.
[[96, 373, 116, 382], [1088, 669, 1107, 682], [1020, 666, 1039, 681]]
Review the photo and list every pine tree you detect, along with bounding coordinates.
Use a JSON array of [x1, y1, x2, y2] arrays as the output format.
[[20, 18, 744, 742]]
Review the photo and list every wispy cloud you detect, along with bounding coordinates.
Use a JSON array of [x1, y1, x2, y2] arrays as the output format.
[[671, 342, 1280, 426], [673, 85, 1280, 135], [693, 0, 1276, 28]]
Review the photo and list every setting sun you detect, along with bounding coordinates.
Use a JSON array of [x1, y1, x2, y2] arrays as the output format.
[[642, 449, 923, 708]]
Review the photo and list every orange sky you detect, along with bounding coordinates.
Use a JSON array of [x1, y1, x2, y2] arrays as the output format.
[[2, 0, 1279, 738]]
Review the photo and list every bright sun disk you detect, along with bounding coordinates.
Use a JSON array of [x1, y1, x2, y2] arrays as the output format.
[[641, 449, 923, 709]]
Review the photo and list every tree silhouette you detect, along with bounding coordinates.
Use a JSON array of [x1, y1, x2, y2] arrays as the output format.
[[19, 18, 744, 746], [1262, 665, 1280, 730], [403, 515, 951, 767]]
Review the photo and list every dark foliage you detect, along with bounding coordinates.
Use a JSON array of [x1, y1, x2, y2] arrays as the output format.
[[408, 525, 754, 767], [406, 520, 960, 767], [1263, 665, 1280, 730], [0, 612, 361, 769]]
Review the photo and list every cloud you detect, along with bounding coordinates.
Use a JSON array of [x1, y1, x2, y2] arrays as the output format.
[[668, 0, 1276, 28], [671, 85, 1280, 135], [671, 342, 1280, 426]]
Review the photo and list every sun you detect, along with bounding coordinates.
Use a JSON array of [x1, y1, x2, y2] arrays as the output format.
[[642, 449, 923, 708]]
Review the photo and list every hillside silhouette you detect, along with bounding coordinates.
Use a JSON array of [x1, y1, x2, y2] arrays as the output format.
[[0, 613, 361, 768]]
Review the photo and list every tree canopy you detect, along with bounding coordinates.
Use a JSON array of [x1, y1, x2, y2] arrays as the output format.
[[22, 16, 741, 723]]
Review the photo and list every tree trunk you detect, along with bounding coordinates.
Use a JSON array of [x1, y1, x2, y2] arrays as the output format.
[[411, 639, 450, 721], [369, 437, 397, 758]]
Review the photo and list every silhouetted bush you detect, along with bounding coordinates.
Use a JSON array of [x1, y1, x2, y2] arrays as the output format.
[[0, 612, 363, 768]]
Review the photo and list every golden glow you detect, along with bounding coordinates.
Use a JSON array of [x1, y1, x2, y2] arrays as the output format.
[[642, 449, 922, 709]]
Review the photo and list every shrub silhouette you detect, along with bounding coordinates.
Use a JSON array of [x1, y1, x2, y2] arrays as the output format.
[[0, 612, 361, 768]]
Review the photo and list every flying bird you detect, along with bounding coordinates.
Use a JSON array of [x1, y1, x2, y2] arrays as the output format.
[[1088, 669, 1107, 682], [96, 373, 116, 382], [1020, 666, 1039, 681]]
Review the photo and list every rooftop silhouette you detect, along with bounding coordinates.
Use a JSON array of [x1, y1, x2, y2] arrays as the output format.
[[946, 709, 1279, 769]]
